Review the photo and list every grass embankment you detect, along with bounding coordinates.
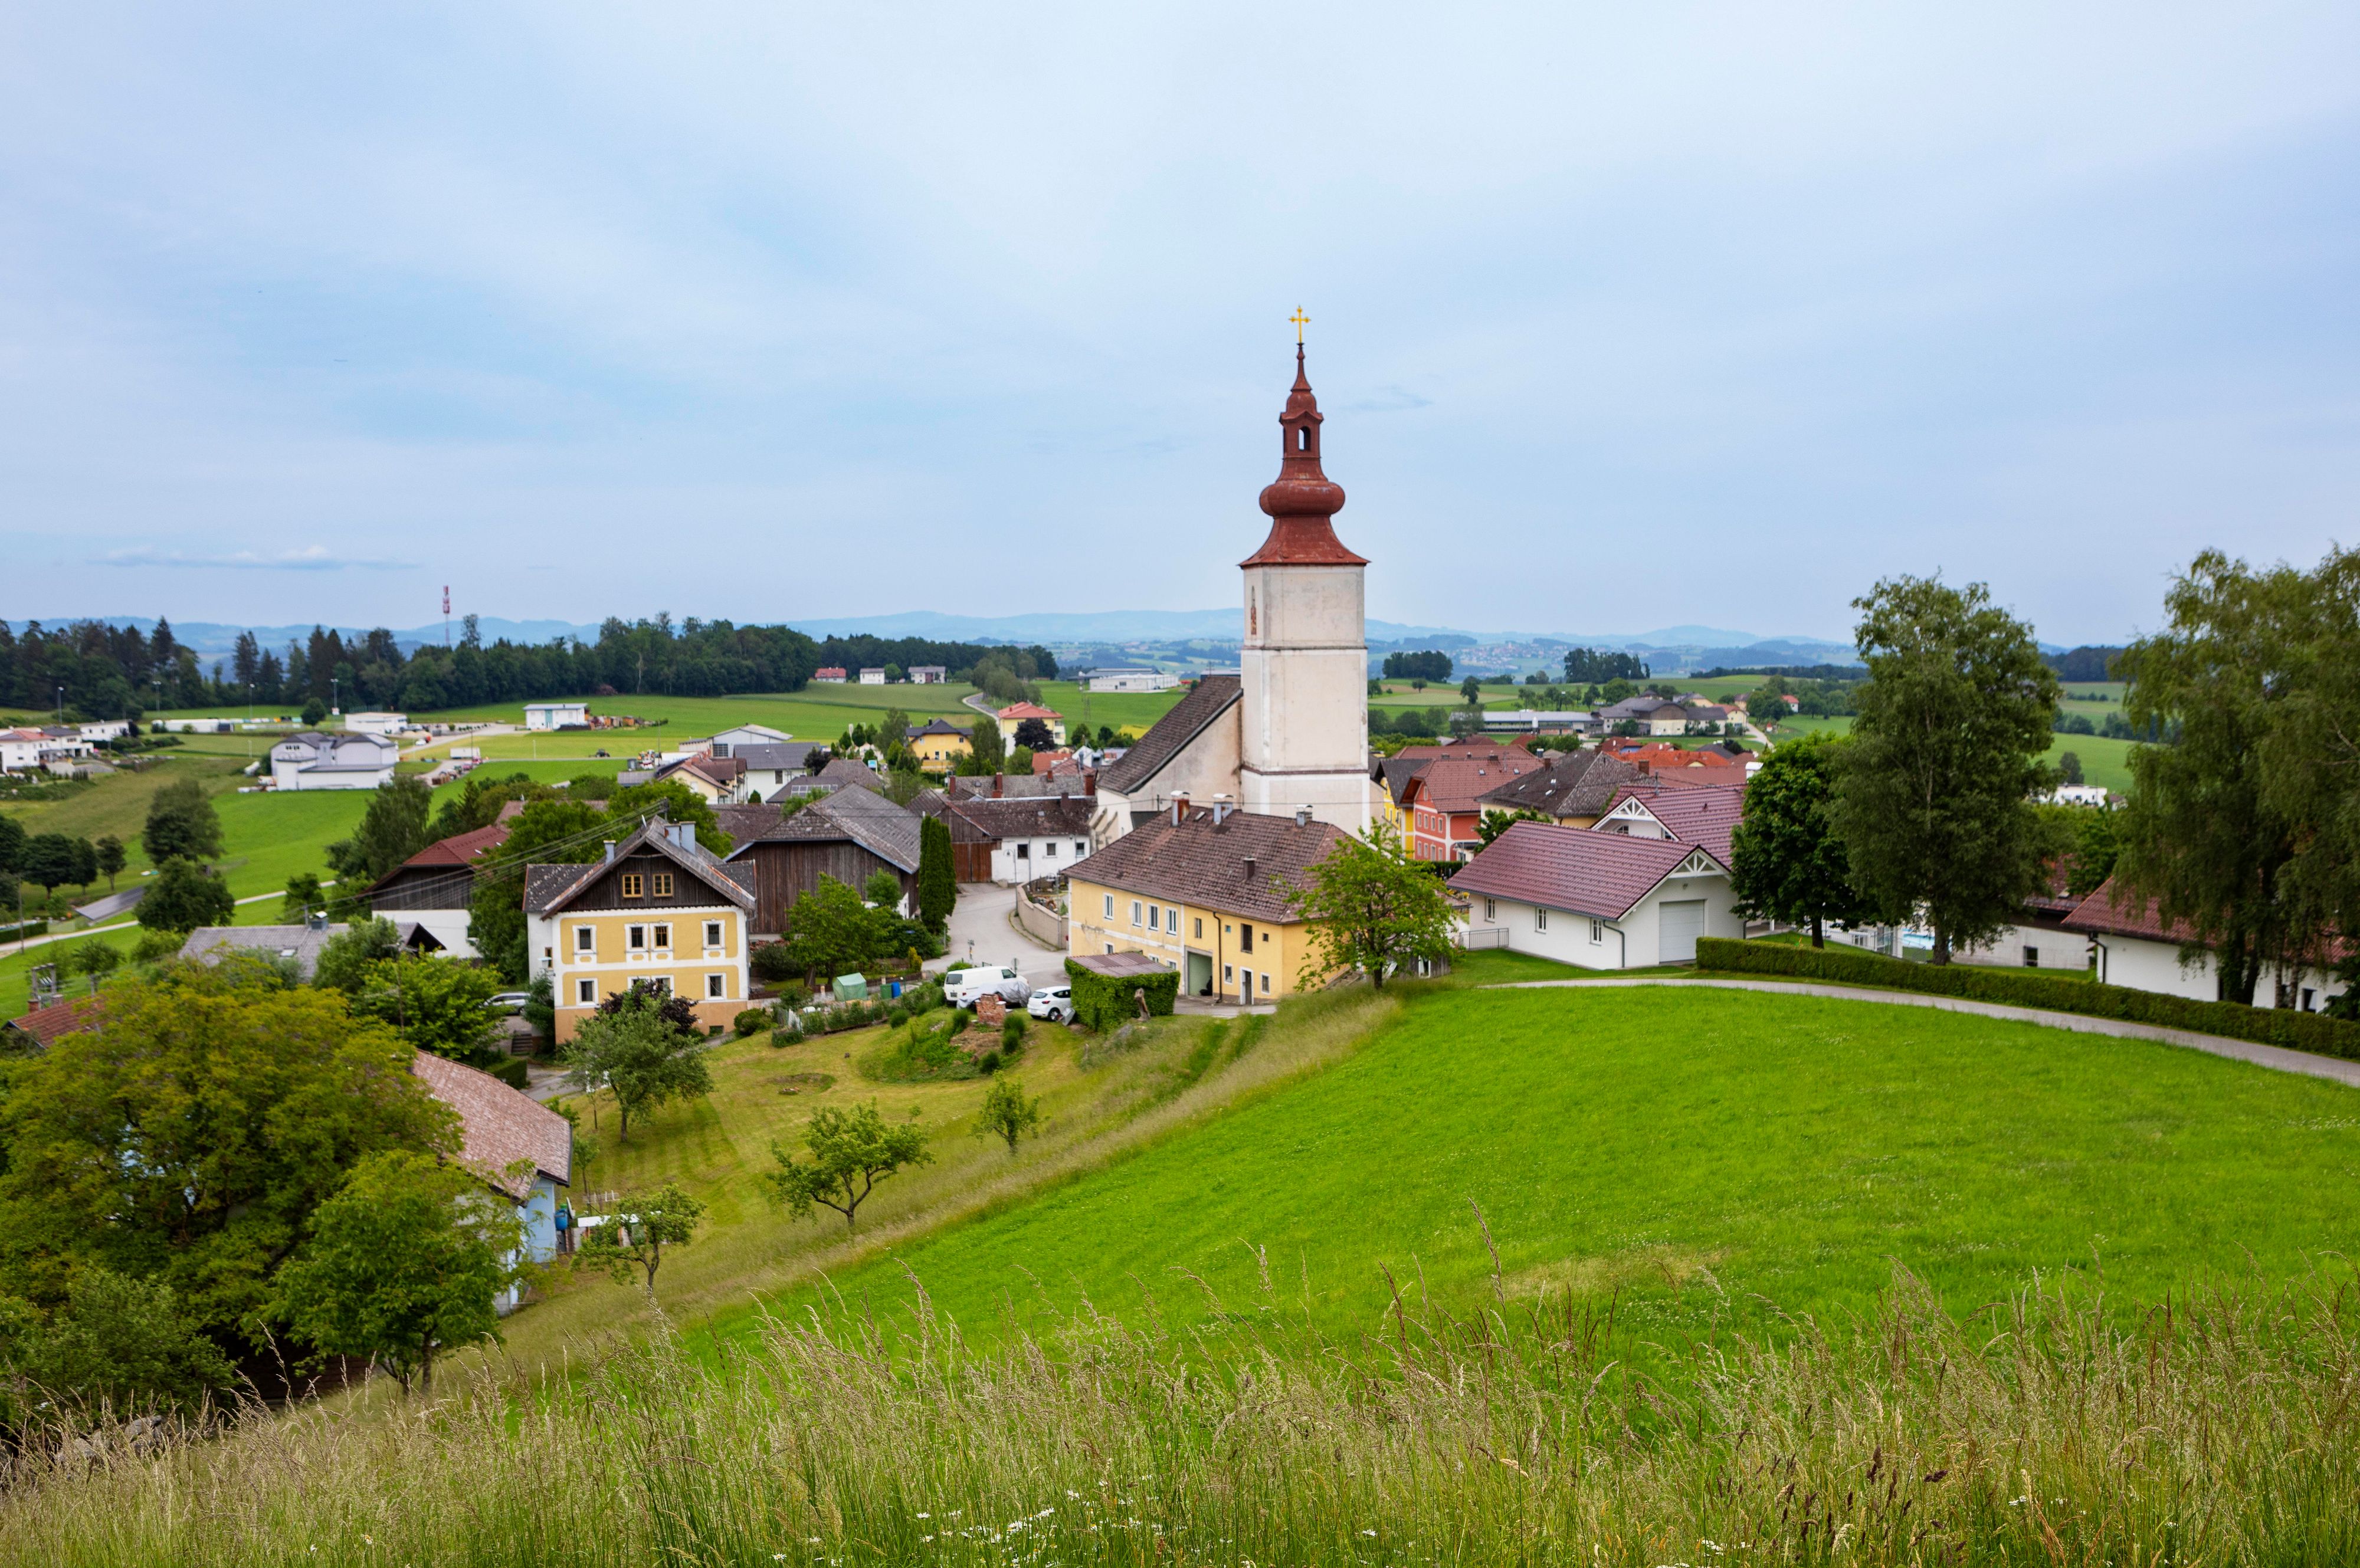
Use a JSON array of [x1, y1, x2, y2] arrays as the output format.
[[723, 986, 2360, 1355]]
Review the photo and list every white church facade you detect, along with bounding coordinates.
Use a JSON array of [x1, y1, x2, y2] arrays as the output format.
[[1092, 345, 1373, 843]]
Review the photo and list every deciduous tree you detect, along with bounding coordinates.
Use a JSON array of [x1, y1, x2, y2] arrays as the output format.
[[562, 986, 712, 1141], [974, 1077, 1041, 1157], [326, 776, 433, 891], [93, 834, 125, 890], [355, 954, 506, 1061], [763, 1103, 932, 1232], [0, 1266, 235, 1421], [312, 916, 403, 993], [1284, 819, 1457, 989], [574, 1183, 703, 1304], [271, 1150, 519, 1394], [143, 777, 222, 865], [1730, 732, 1873, 947], [137, 857, 236, 933], [1831, 576, 2061, 963]]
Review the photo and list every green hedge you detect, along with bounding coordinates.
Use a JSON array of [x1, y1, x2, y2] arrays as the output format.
[[1693, 937, 2360, 1062], [1064, 959, 1179, 1033], [483, 1056, 531, 1090]]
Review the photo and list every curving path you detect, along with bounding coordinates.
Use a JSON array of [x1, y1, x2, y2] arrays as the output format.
[[1485, 976, 2360, 1090]]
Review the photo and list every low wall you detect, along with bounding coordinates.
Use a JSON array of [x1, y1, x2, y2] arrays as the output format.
[[1015, 885, 1068, 949]]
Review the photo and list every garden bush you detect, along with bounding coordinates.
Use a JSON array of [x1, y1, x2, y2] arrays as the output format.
[[733, 1008, 771, 1039], [483, 1057, 530, 1090], [1064, 959, 1179, 1032], [1696, 937, 2360, 1061]]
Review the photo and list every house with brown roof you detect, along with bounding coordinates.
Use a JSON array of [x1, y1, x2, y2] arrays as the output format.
[[1399, 750, 1546, 862], [717, 786, 924, 937], [3, 995, 105, 1051], [411, 1051, 572, 1312], [1451, 821, 1740, 967], [1473, 747, 1643, 828], [1067, 800, 1342, 1005], [367, 813, 519, 958], [995, 701, 1067, 746], [938, 794, 1095, 885], [2061, 876, 2350, 1011], [523, 818, 756, 1041], [1089, 674, 1245, 840], [1591, 778, 1748, 864]]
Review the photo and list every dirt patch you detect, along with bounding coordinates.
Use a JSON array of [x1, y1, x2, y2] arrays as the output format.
[[1502, 1244, 1723, 1300], [774, 1073, 836, 1095]]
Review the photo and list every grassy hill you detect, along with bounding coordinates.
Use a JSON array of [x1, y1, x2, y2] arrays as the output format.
[[699, 985, 2359, 1359]]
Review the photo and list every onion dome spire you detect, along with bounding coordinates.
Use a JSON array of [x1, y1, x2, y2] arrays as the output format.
[[1243, 333, 1366, 568]]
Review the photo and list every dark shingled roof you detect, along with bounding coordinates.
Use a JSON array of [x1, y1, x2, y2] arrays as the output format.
[[711, 802, 787, 844], [1597, 779, 1749, 863], [945, 773, 1093, 799], [524, 820, 755, 914], [1073, 806, 1341, 923], [1095, 675, 1240, 796], [1450, 821, 1725, 921], [737, 783, 924, 872], [942, 795, 1094, 842], [1476, 749, 1642, 818]]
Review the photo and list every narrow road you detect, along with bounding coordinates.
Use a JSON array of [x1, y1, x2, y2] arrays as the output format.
[[12, 883, 336, 960], [1489, 975, 2360, 1090]]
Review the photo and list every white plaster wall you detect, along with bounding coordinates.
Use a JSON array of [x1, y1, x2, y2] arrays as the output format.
[[1458, 874, 1741, 970], [1092, 703, 1242, 845], [1240, 563, 1369, 834], [1956, 924, 2090, 973], [989, 833, 1093, 884], [2096, 936, 2217, 1000]]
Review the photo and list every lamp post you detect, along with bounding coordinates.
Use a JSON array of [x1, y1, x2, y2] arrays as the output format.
[[330, 677, 340, 719]]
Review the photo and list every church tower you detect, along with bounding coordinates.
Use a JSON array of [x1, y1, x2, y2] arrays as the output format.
[[1238, 340, 1372, 834]]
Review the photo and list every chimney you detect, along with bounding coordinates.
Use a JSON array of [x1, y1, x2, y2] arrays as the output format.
[[1637, 760, 1651, 776], [602, 839, 618, 862], [1212, 793, 1233, 825], [1172, 789, 1191, 826], [306, 909, 328, 932], [1083, 769, 1097, 797], [673, 822, 697, 853], [1244, 854, 1257, 880], [992, 772, 1004, 798], [1294, 805, 1312, 827]]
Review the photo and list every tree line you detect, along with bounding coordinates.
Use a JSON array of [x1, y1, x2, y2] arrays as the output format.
[[4, 615, 1058, 721], [1732, 552, 2360, 1009]]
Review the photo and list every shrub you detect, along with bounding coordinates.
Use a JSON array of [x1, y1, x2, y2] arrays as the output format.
[[999, 1013, 1027, 1053], [1063, 959, 1180, 1032], [733, 1008, 771, 1039], [1695, 937, 2360, 1061], [484, 1057, 530, 1090], [977, 1050, 1001, 1074]]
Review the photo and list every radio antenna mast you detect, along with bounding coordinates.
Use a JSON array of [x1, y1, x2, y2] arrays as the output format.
[[442, 586, 451, 648]]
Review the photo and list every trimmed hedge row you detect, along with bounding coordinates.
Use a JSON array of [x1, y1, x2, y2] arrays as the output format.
[[1694, 937, 2360, 1062], [1064, 960, 1179, 1033]]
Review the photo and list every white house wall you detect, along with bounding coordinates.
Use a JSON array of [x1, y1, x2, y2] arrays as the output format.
[[1956, 924, 2090, 974], [988, 833, 1094, 884], [2093, 934, 2349, 1011], [1459, 872, 1742, 970]]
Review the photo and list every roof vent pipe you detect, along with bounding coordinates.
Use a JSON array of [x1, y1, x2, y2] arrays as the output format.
[[1294, 805, 1312, 827]]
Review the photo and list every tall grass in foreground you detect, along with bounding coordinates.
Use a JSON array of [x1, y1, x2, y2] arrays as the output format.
[[3, 1263, 2356, 1566]]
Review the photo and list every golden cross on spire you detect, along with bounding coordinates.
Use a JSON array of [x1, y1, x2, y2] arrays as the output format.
[[1289, 306, 1309, 343]]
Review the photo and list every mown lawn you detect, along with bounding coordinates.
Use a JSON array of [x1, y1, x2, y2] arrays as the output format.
[[759, 986, 2360, 1350]]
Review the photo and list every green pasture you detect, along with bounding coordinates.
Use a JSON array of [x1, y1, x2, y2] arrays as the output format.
[[730, 985, 2360, 1350]]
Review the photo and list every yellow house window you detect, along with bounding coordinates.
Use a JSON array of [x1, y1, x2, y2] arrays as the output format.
[[653, 923, 672, 951], [704, 920, 723, 947], [621, 873, 644, 898], [627, 924, 647, 950], [653, 872, 674, 898]]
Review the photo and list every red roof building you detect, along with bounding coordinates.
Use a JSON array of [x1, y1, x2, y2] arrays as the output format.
[[1399, 750, 1548, 861]]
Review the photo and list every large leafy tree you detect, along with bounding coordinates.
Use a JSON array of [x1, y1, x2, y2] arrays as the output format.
[[312, 916, 404, 993], [785, 875, 883, 984], [1830, 576, 2061, 963], [467, 799, 607, 984], [763, 1103, 932, 1232], [0, 1265, 235, 1421], [93, 834, 125, 891], [18, 834, 84, 899], [326, 776, 434, 894], [574, 1183, 703, 1304], [271, 1150, 519, 1395], [562, 986, 712, 1141], [354, 954, 506, 1061], [142, 776, 222, 864], [137, 857, 237, 933], [1283, 819, 1457, 989], [1730, 732, 1873, 947], [0, 968, 457, 1342], [2116, 547, 2352, 1003]]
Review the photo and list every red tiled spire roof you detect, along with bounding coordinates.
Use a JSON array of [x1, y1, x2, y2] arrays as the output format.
[[1242, 344, 1366, 568]]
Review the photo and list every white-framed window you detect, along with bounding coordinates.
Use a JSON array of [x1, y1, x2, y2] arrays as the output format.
[[576, 978, 595, 1004], [1074, 841, 1087, 857], [627, 924, 647, 951], [1589, 919, 1604, 943], [1535, 908, 1549, 933], [1193, 917, 1203, 939], [653, 923, 672, 951], [704, 920, 723, 949], [1260, 972, 1271, 995], [575, 925, 595, 953], [1017, 842, 1031, 860], [1483, 897, 1496, 921], [1044, 841, 1057, 858], [1223, 965, 1234, 982], [1104, 894, 1115, 919], [706, 973, 725, 999], [1147, 906, 1159, 931], [1105, 943, 1116, 954], [1130, 900, 1143, 927], [648, 976, 673, 996], [1166, 907, 1179, 933]]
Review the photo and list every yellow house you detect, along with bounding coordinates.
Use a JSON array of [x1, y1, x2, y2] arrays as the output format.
[[906, 719, 973, 775], [1064, 801, 1342, 1005], [524, 818, 756, 1042], [995, 701, 1066, 746]]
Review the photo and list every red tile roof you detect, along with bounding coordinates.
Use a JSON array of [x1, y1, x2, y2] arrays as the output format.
[[6, 995, 104, 1047], [398, 820, 513, 870], [1598, 779, 1748, 863], [2060, 875, 2195, 944], [411, 1051, 572, 1200], [1449, 821, 1726, 921], [1401, 753, 1547, 816], [1603, 740, 1748, 774], [995, 702, 1063, 720]]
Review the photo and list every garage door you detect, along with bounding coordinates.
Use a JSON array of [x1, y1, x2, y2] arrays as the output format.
[[1658, 899, 1706, 965]]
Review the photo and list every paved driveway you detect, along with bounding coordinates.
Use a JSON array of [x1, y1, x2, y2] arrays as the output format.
[[932, 881, 1068, 990]]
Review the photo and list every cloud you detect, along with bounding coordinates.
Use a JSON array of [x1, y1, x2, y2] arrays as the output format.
[[1343, 386, 1434, 415], [94, 544, 416, 572]]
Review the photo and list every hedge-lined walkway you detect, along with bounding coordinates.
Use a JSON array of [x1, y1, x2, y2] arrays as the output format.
[[1484, 975, 2360, 1090]]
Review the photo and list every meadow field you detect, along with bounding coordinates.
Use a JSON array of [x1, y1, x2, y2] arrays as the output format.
[[5, 972, 2359, 1565]]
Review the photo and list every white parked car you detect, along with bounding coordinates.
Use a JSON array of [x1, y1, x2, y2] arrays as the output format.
[[943, 965, 1022, 1009], [1027, 984, 1074, 1025]]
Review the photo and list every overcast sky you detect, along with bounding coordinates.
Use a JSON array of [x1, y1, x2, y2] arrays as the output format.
[[4, 3, 2355, 646]]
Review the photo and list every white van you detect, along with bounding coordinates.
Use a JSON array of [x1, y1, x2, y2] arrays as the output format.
[[943, 966, 1023, 1009]]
